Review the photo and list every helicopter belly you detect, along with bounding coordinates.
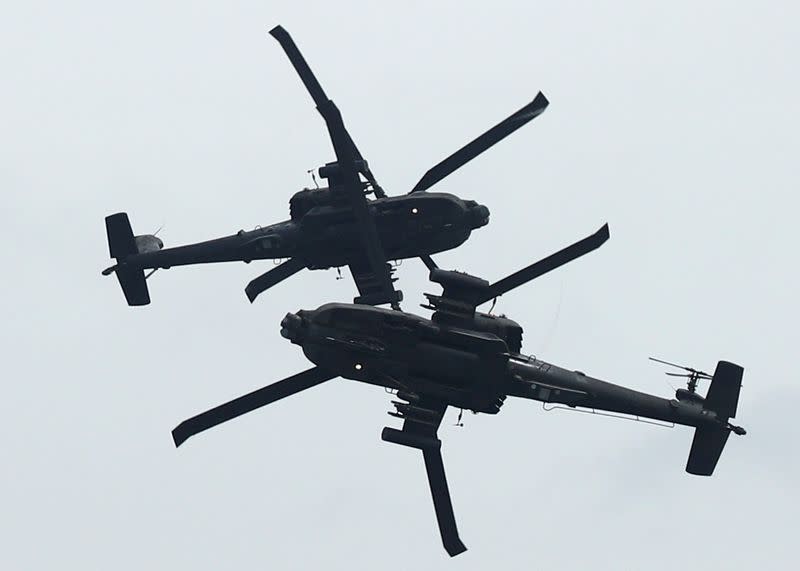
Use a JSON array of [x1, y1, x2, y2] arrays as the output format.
[[300, 330, 508, 412], [376, 193, 484, 259], [297, 193, 484, 268]]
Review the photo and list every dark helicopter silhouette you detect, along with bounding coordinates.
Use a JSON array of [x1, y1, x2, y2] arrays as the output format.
[[102, 25, 550, 308], [171, 222, 746, 556]]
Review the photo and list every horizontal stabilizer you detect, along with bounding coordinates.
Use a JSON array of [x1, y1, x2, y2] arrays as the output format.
[[115, 267, 150, 306], [686, 426, 730, 476], [704, 360, 744, 420], [105, 213, 151, 306], [685, 360, 745, 476], [106, 213, 137, 260]]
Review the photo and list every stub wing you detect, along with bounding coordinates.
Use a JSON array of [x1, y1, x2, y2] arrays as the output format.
[[348, 259, 402, 308]]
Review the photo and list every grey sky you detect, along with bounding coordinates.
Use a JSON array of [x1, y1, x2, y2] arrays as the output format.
[[3, 1, 798, 569]]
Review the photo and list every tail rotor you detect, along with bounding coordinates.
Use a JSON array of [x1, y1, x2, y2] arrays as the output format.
[[649, 356, 713, 396]]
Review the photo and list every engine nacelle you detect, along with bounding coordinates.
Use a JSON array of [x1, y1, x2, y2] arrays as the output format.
[[318, 160, 368, 182], [472, 313, 524, 354], [429, 268, 489, 292], [429, 269, 491, 307], [289, 187, 335, 220]]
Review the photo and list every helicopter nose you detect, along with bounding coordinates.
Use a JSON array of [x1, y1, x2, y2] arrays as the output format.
[[468, 204, 490, 229], [280, 312, 306, 342]]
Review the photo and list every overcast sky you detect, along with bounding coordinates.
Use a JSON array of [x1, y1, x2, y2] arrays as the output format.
[[3, 1, 798, 569]]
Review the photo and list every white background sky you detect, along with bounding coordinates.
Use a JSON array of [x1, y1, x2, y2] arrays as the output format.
[[2, 1, 798, 569]]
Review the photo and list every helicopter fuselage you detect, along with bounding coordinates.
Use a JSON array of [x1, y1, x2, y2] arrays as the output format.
[[117, 191, 489, 272], [279, 302, 729, 430]]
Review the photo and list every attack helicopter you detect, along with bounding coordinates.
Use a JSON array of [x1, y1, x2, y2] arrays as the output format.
[[102, 25, 551, 308], [171, 222, 746, 557]]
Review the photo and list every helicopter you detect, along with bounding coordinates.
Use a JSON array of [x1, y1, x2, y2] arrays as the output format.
[[171, 222, 746, 556], [102, 25, 551, 308]]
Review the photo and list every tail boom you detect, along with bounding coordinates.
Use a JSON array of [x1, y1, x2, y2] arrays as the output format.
[[507, 357, 746, 476]]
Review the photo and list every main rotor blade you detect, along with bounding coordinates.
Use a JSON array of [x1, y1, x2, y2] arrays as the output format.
[[172, 367, 335, 447], [245, 257, 306, 303], [420, 255, 438, 271], [269, 26, 348, 161], [423, 447, 467, 557], [269, 25, 329, 108], [269, 26, 385, 197], [479, 223, 609, 304], [410, 92, 549, 193]]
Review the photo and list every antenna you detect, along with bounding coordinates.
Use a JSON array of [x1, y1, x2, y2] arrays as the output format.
[[307, 169, 319, 189], [649, 356, 712, 394]]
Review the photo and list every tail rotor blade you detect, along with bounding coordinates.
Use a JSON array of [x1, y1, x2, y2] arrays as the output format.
[[172, 367, 335, 447], [649, 356, 692, 370], [411, 92, 549, 193], [480, 223, 609, 304], [649, 356, 712, 378]]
